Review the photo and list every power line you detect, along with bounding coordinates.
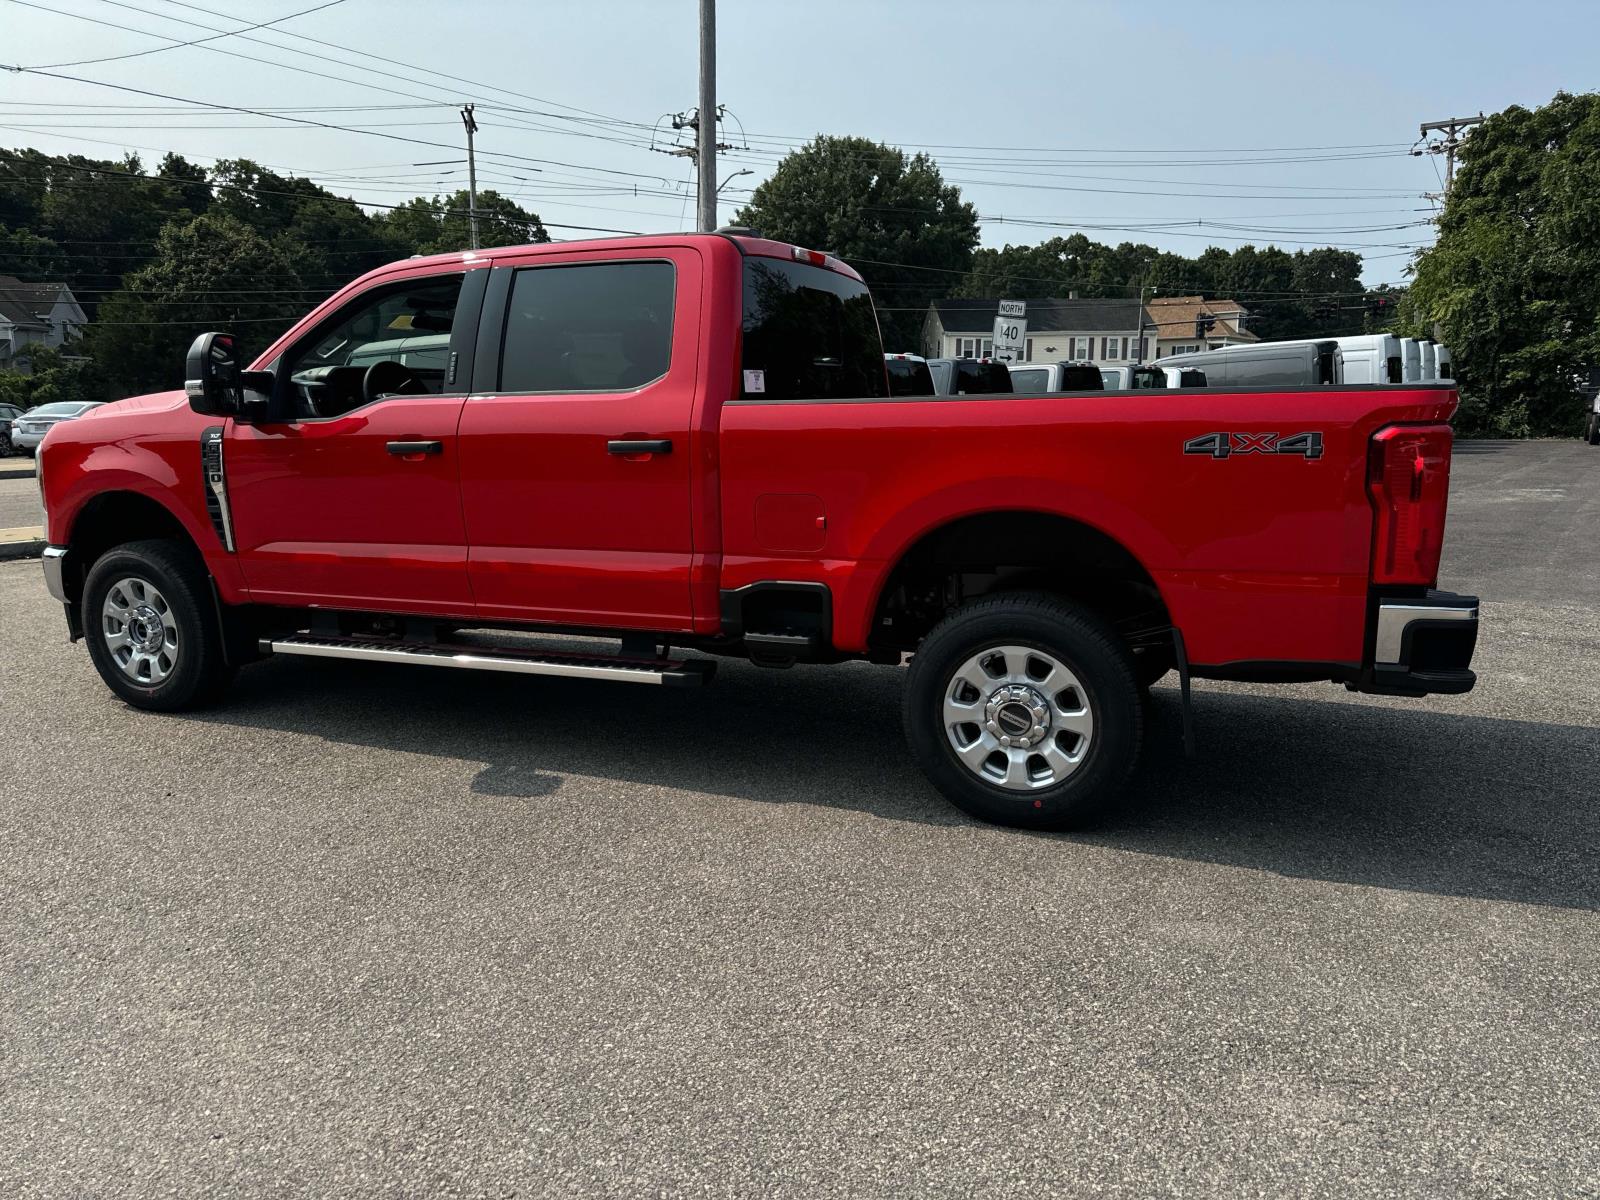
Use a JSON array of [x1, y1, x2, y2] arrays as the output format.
[[20, 0, 350, 69]]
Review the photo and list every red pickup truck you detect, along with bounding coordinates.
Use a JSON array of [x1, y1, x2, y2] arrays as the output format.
[[37, 232, 1478, 829]]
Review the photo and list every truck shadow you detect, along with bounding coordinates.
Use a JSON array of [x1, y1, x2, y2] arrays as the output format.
[[188, 655, 1600, 912]]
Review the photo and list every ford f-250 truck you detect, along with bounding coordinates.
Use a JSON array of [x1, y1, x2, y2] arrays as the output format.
[[36, 232, 1479, 829]]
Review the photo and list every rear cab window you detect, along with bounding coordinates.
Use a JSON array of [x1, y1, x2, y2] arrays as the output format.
[[1009, 368, 1048, 393], [953, 361, 1012, 395], [1057, 365, 1103, 391], [741, 257, 886, 400], [885, 358, 935, 397]]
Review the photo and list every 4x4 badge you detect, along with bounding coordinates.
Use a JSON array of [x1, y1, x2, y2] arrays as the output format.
[[1184, 431, 1324, 460]]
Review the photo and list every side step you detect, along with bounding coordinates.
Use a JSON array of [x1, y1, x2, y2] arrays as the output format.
[[259, 634, 716, 687]]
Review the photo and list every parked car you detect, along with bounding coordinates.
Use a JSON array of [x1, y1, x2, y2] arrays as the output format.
[[1098, 364, 1208, 390], [883, 353, 935, 397], [1007, 362, 1103, 393], [37, 231, 1478, 831], [926, 357, 1013, 395], [1587, 393, 1600, 446], [0, 402, 23, 454], [9, 401, 105, 455]]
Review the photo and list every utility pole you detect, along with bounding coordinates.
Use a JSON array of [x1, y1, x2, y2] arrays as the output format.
[[461, 103, 480, 250], [696, 0, 717, 231], [1416, 113, 1484, 192]]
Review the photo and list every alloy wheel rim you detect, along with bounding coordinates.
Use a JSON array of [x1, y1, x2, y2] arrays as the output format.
[[942, 644, 1094, 792], [102, 576, 179, 685]]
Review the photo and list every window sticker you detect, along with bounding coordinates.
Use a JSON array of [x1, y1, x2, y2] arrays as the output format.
[[742, 369, 766, 393]]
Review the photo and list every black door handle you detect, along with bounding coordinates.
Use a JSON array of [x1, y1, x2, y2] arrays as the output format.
[[607, 438, 673, 455], [386, 440, 443, 456]]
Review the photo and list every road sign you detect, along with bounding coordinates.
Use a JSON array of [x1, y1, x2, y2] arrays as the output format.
[[992, 299, 1027, 362]]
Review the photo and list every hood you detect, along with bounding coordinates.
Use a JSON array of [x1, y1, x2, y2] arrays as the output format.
[[90, 389, 187, 419]]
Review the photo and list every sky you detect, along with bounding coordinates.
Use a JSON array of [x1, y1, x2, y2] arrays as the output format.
[[2, 0, 1596, 286]]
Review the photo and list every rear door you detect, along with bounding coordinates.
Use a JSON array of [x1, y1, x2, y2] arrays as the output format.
[[457, 247, 700, 630]]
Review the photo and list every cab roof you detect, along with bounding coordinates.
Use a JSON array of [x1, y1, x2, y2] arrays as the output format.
[[382, 231, 866, 285]]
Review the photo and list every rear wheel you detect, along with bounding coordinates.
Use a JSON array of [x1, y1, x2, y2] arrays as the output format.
[[83, 539, 233, 711], [1587, 412, 1600, 446], [903, 592, 1143, 830]]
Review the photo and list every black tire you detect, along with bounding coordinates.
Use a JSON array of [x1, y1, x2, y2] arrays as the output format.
[[1587, 412, 1600, 446], [903, 592, 1143, 830], [83, 539, 233, 711]]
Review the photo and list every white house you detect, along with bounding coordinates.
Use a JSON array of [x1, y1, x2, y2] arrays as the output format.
[[922, 296, 1153, 365], [0, 276, 87, 371]]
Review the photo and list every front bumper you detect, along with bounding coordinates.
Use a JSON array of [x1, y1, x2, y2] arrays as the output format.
[[1351, 589, 1479, 696], [42, 544, 69, 603]]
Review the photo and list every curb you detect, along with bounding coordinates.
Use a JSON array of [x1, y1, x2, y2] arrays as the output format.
[[0, 525, 44, 561], [0, 463, 37, 479]]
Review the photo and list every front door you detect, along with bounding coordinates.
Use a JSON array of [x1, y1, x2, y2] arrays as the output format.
[[225, 269, 484, 615], [457, 248, 701, 630]]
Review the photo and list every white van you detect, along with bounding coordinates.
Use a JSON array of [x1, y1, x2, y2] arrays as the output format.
[[1098, 364, 1207, 389], [1152, 335, 1404, 388], [1419, 341, 1439, 381], [1399, 338, 1423, 383], [1153, 340, 1335, 387], [1326, 334, 1403, 384]]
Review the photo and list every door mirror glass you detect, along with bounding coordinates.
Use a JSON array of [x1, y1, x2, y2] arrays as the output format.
[[185, 332, 241, 416]]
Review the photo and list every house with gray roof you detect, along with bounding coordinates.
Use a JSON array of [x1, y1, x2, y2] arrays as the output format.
[[0, 276, 87, 372], [921, 296, 1153, 365]]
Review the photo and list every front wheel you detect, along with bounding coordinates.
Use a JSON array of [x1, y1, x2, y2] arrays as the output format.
[[83, 539, 233, 711], [903, 593, 1143, 830]]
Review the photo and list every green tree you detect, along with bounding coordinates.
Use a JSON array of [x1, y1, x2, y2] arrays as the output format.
[[373, 189, 549, 255], [87, 211, 311, 395], [0, 224, 68, 279], [0, 345, 106, 412], [734, 135, 979, 347], [1406, 91, 1600, 436]]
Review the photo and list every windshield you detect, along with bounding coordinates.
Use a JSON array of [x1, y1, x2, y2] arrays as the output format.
[[1009, 368, 1048, 393], [741, 257, 886, 400], [29, 402, 92, 416]]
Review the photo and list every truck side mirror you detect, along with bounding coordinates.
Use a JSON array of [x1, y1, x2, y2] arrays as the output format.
[[185, 332, 241, 416]]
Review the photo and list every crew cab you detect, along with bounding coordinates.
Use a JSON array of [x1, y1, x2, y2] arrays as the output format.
[[36, 232, 1480, 829]]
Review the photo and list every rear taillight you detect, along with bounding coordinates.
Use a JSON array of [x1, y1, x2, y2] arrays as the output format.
[[1367, 423, 1452, 585]]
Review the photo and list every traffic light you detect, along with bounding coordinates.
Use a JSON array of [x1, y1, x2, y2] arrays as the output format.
[[1193, 314, 1216, 339]]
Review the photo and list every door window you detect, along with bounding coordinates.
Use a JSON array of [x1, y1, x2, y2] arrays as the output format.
[[279, 274, 465, 418], [287, 276, 463, 387], [499, 261, 675, 393]]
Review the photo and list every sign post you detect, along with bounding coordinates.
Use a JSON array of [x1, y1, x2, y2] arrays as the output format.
[[992, 299, 1027, 362]]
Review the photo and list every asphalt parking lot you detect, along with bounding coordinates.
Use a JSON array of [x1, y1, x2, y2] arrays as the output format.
[[0, 468, 41, 532], [2, 440, 1596, 1197]]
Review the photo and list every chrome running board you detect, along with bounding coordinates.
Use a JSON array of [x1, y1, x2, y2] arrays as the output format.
[[259, 634, 715, 687]]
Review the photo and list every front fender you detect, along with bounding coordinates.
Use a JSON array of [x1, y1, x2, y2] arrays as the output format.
[[45, 436, 248, 603]]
